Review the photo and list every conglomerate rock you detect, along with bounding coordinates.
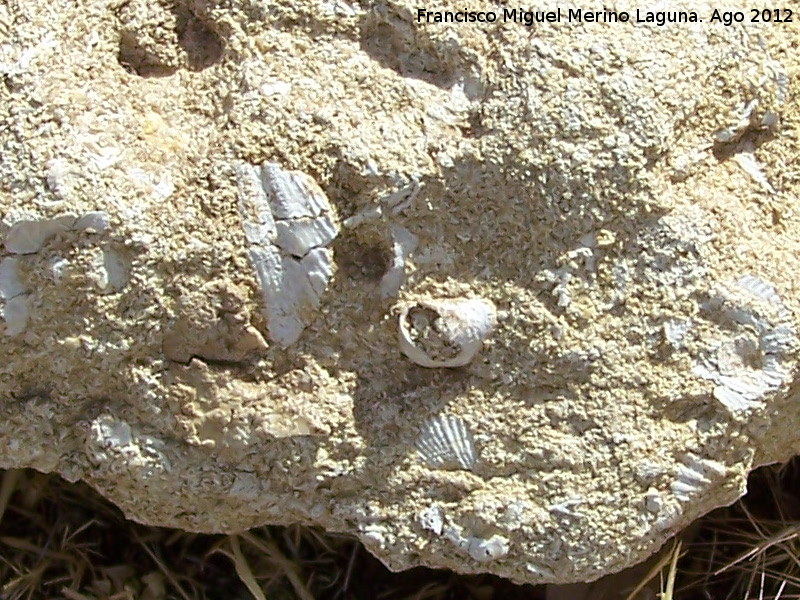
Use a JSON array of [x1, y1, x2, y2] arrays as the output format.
[[2, 0, 800, 585]]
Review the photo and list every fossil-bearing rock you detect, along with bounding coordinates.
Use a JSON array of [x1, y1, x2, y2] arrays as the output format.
[[1, 0, 799, 586]]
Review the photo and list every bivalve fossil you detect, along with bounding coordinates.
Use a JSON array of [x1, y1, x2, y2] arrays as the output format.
[[235, 162, 339, 348], [398, 297, 496, 367], [693, 274, 795, 414], [416, 414, 477, 471], [670, 453, 727, 503]]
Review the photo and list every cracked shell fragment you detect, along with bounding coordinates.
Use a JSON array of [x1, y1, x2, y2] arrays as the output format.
[[0, 257, 29, 336], [693, 274, 796, 415], [235, 162, 339, 348], [399, 297, 497, 367], [466, 535, 510, 563], [416, 415, 477, 471], [3, 212, 111, 255]]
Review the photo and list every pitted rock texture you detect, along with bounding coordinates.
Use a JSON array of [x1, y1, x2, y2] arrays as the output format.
[[2, 0, 800, 585]]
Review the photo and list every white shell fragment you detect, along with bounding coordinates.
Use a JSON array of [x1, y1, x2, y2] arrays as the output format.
[[0, 258, 24, 300], [4, 215, 75, 254], [420, 505, 512, 564], [416, 414, 477, 471], [733, 142, 775, 194], [644, 488, 664, 514], [1, 212, 114, 336], [693, 275, 795, 415], [466, 535, 510, 563], [74, 211, 111, 233], [670, 454, 727, 503], [86, 415, 169, 477], [736, 274, 783, 306], [443, 526, 510, 563], [2, 296, 31, 336], [417, 505, 445, 535], [549, 497, 584, 519], [235, 162, 339, 348], [380, 225, 418, 298], [89, 247, 130, 292], [713, 98, 777, 145], [398, 297, 497, 367], [0, 257, 29, 336], [663, 318, 691, 349], [3, 211, 110, 254]]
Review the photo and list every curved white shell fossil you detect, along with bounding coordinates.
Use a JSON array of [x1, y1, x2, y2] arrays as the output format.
[[416, 414, 477, 471], [235, 162, 339, 348], [1, 212, 112, 336], [4, 211, 110, 255], [670, 453, 727, 503], [380, 225, 418, 298], [398, 297, 496, 368], [466, 535, 510, 563], [694, 274, 795, 414]]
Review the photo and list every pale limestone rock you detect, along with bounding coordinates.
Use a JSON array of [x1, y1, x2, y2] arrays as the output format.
[[1, 0, 800, 587]]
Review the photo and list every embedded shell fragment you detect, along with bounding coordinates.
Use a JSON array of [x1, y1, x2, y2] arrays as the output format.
[[398, 298, 497, 368], [416, 415, 477, 471], [0, 212, 114, 336], [235, 162, 339, 348], [692, 275, 795, 414]]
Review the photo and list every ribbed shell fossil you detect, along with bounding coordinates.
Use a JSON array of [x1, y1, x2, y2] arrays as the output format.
[[235, 162, 339, 348], [398, 297, 496, 368], [693, 274, 795, 414], [670, 454, 727, 503], [416, 415, 477, 471]]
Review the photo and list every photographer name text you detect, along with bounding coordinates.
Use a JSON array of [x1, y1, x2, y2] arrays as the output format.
[[416, 8, 793, 26]]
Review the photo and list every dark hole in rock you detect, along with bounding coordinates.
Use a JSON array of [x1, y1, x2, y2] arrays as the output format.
[[116, 1, 223, 77], [117, 31, 180, 78], [175, 6, 224, 72], [359, 18, 456, 89], [336, 238, 392, 282]]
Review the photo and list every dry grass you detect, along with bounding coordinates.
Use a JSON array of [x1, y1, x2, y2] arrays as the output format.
[[2, 459, 800, 599], [0, 470, 542, 599], [675, 458, 800, 599]]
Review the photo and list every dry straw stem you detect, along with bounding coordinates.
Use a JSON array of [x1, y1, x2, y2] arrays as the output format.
[[12, 463, 800, 599], [677, 458, 800, 599], [714, 503, 800, 576], [223, 531, 315, 600], [0, 469, 21, 524], [132, 529, 192, 600], [228, 534, 267, 600], [662, 539, 681, 600], [622, 539, 682, 600]]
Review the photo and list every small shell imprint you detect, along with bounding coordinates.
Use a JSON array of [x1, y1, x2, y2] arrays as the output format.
[[693, 274, 795, 414], [416, 415, 477, 471], [466, 535, 510, 563], [670, 453, 727, 503], [399, 297, 496, 367], [235, 162, 339, 348]]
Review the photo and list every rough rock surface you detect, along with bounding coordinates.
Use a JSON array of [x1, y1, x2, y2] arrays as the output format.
[[2, 0, 799, 585]]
